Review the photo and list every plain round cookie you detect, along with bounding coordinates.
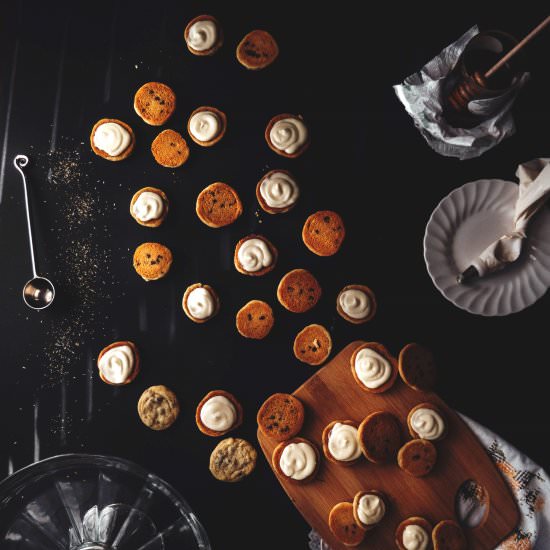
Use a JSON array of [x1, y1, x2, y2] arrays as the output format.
[[182, 283, 220, 323], [265, 113, 310, 158], [399, 343, 437, 392], [336, 284, 377, 324], [133, 242, 173, 281], [293, 324, 332, 366], [184, 14, 223, 56], [130, 187, 169, 227], [97, 340, 140, 386], [407, 402, 447, 441], [397, 439, 438, 477], [272, 437, 320, 484], [236, 30, 279, 70], [187, 106, 227, 146], [234, 234, 278, 276], [328, 502, 366, 547], [236, 300, 274, 339], [350, 342, 398, 394], [277, 269, 322, 313], [90, 118, 135, 161], [137, 385, 180, 430], [257, 393, 304, 442], [151, 129, 190, 168], [358, 410, 402, 464], [209, 437, 257, 482], [352, 490, 387, 530], [134, 82, 176, 126], [321, 420, 361, 466], [255, 169, 299, 214], [432, 520, 468, 550], [395, 517, 433, 550], [302, 210, 346, 256], [196, 182, 243, 228], [195, 390, 243, 436]]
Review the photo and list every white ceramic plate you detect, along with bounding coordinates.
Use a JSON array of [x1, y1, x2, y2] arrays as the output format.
[[424, 178, 550, 316]]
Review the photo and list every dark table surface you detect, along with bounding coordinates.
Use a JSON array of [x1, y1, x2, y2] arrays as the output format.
[[1, 2, 549, 548]]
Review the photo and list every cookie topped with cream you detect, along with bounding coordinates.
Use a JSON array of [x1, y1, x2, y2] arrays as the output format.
[[337, 284, 377, 324], [195, 390, 243, 436], [187, 106, 227, 147], [272, 437, 319, 483], [182, 283, 220, 323], [130, 187, 168, 227], [234, 234, 278, 276], [97, 341, 139, 386], [407, 402, 447, 441], [322, 420, 362, 465], [185, 15, 223, 56], [90, 118, 135, 161], [265, 114, 310, 158], [256, 169, 300, 214], [351, 342, 398, 394]]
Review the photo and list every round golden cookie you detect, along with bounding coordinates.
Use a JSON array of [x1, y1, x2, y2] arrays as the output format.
[[321, 420, 361, 466], [236, 29, 279, 70], [432, 520, 468, 550], [90, 118, 135, 161], [234, 235, 278, 276], [236, 300, 274, 339], [195, 390, 243, 436], [257, 393, 304, 442], [187, 106, 227, 147], [151, 129, 189, 168], [302, 210, 346, 256], [399, 343, 437, 392], [350, 342, 398, 394], [137, 385, 180, 430], [196, 182, 243, 228], [182, 283, 220, 323], [336, 284, 377, 324], [130, 187, 169, 227], [277, 269, 322, 313], [397, 439, 438, 477], [352, 490, 388, 530], [358, 411, 402, 464], [293, 324, 332, 366], [265, 113, 310, 158], [209, 437, 257, 482], [255, 169, 300, 214], [407, 402, 447, 441], [133, 242, 173, 281], [184, 15, 223, 56], [97, 341, 140, 386], [396, 517, 433, 550], [328, 502, 367, 547], [272, 437, 320, 484], [134, 82, 176, 126]]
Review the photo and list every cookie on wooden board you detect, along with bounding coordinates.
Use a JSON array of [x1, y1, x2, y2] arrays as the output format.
[[432, 520, 468, 550], [328, 502, 367, 547], [138, 385, 180, 430], [209, 437, 257, 482], [97, 341, 139, 386], [395, 517, 433, 550], [130, 186, 169, 227], [272, 437, 320, 483], [322, 420, 362, 466], [236, 30, 278, 70], [358, 410, 402, 464], [277, 269, 321, 313], [196, 182, 243, 228], [350, 342, 398, 394], [407, 402, 447, 441], [134, 82, 176, 126], [257, 393, 304, 442], [302, 210, 346, 256], [90, 118, 135, 161], [352, 490, 387, 530], [234, 235, 277, 276], [397, 439, 438, 477], [236, 300, 274, 339], [133, 242, 173, 281], [185, 15, 223, 56], [293, 324, 332, 366], [399, 343, 437, 392], [151, 129, 189, 168], [195, 390, 242, 436]]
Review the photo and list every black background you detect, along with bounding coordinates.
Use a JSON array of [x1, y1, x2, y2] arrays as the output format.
[[1, 2, 549, 549]]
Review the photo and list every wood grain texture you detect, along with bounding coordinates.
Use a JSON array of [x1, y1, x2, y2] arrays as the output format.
[[258, 341, 519, 550]]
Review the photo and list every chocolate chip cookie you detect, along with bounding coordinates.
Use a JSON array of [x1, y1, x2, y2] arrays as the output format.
[[236, 30, 279, 70], [133, 242, 173, 281], [302, 210, 346, 256], [397, 439, 438, 477], [236, 300, 274, 339], [257, 393, 304, 442], [293, 324, 332, 366], [151, 129, 189, 168], [137, 385, 180, 430], [195, 182, 243, 228], [134, 82, 176, 126], [277, 269, 322, 313], [328, 502, 366, 547], [209, 437, 257, 482]]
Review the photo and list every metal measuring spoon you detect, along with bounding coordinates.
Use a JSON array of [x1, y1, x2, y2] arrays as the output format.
[[13, 155, 55, 310]]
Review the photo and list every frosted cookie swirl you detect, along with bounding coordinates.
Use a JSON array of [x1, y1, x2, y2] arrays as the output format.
[[269, 117, 308, 154], [132, 191, 164, 222], [403, 525, 429, 550], [200, 395, 236, 432], [93, 122, 131, 157], [354, 348, 392, 389], [187, 20, 217, 51], [410, 408, 445, 441], [280, 442, 316, 480], [339, 289, 371, 320], [260, 171, 299, 209], [357, 494, 385, 526], [237, 238, 273, 272], [189, 111, 220, 142], [187, 287, 216, 320], [328, 423, 361, 462], [98, 344, 135, 385]]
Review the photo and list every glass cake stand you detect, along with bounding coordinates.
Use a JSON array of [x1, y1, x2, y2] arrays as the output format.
[[0, 454, 210, 550]]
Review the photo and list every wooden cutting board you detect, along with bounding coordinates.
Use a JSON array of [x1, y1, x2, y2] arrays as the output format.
[[258, 341, 519, 550]]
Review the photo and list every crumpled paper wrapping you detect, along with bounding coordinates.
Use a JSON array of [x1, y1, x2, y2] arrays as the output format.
[[394, 26, 530, 160]]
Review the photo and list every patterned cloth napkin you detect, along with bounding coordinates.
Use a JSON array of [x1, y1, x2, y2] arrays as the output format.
[[308, 414, 549, 549]]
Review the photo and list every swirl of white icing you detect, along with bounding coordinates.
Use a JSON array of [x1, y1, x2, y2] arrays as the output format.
[[237, 238, 273, 272], [354, 348, 392, 389], [187, 287, 215, 319], [328, 423, 361, 462], [132, 191, 164, 222], [339, 289, 371, 319], [98, 344, 134, 384], [410, 408, 445, 440], [93, 122, 131, 157], [260, 171, 299, 209], [403, 525, 429, 550], [187, 19, 217, 51], [269, 117, 308, 154], [279, 442, 317, 480], [199, 395, 236, 432], [189, 111, 220, 142], [357, 494, 385, 526]]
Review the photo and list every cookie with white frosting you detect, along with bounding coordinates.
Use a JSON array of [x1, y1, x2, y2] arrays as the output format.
[[234, 234, 277, 276], [337, 284, 377, 324], [97, 341, 139, 386], [398, 439, 438, 477], [328, 502, 366, 547], [151, 129, 190, 168], [196, 182, 243, 228], [90, 118, 135, 161], [265, 113, 309, 158], [187, 106, 227, 147], [395, 517, 433, 550], [257, 392, 304, 442], [134, 82, 176, 126], [195, 390, 242, 436], [272, 437, 320, 484], [182, 283, 220, 323], [237, 29, 278, 70], [350, 342, 398, 394], [358, 410, 402, 464], [322, 420, 361, 465], [293, 324, 332, 366], [130, 187, 168, 227], [432, 519, 467, 550], [256, 169, 299, 214], [352, 490, 387, 530], [236, 300, 274, 339], [185, 15, 223, 56], [407, 402, 447, 441]]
